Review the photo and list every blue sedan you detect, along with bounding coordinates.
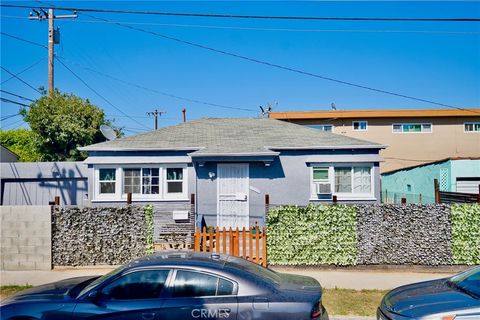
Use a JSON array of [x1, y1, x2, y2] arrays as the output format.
[[1, 252, 328, 320]]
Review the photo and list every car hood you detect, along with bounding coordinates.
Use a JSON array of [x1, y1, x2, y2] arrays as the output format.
[[2, 276, 98, 304], [383, 278, 480, 318]]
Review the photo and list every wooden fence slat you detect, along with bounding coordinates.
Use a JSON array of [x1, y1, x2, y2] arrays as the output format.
[[194, 228, 200, 252], [255, 227, 260, 264], [262, 227, 267, 267], [216, 228, 220, 253], [242, 227, 247, 260], [222, 227, 227, 254], [249, 227, 254, 263], [202, 226, 207, 252], [234, 228, 239, 256], [229, 227, 233, 256], [209, 227, 213, 253]]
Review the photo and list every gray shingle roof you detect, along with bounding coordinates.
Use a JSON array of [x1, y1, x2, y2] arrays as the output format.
[[79, 118, 385, 155]]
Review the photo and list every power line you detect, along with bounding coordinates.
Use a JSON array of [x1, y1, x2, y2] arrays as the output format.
[[84, 13, 474, 111], [54, 56, 150, 130], [4, 15, 480, 35], [0, 97, 30, 107], [1, 31, 47, 49], [1, 114, 21, 121], [0, 57, 44, 85], [0, 89, 35, 102], [2, 4, 479, 22], [0, 66, 42, 94], [2, 31, 256, 112]]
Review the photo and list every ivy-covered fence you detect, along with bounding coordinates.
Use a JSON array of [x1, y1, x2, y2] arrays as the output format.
[[267, 203, 480, 266]]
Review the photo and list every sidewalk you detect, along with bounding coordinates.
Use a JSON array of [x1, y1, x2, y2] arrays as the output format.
[[1, 265, 456, 290]]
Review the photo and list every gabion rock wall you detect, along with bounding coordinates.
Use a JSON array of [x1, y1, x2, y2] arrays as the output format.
[[356, 204, 452, 265], [52, 206, 147, 266]]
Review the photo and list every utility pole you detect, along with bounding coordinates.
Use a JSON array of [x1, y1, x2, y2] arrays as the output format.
[[29, 7, 77, 96], [146, 109, 166, 130]]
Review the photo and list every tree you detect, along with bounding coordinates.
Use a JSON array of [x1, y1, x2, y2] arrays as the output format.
[[0, 129, 42, 162], [21, 90, 115, 161]]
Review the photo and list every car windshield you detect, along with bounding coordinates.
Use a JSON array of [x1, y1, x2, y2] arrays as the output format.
[[77, 265, 127, 298], [449, 267, 480, 298]]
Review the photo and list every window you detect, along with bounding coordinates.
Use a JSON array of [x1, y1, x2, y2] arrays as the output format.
[[123, 168, 160, 195], [464, 122, 480, 133], [307, 124, 334, 132], [101, 270, 170, 300], [334, 167, 371, 194], [313, 167, 329, 182], [392, 123, 432, 133], [99, 169, 116, 194], [172, 270, 234, 297], [166, 168, 183, 193], [352, 121, 367, 131]]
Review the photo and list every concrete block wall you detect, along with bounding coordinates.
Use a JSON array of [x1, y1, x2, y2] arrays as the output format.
[[0, 206, 51, 270]]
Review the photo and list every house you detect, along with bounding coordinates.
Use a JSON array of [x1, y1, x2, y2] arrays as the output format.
[[1, 145, 19, 163], [79, 118, 386, 228], [382, 158, 480, 204], [269, 108, 480, 173]]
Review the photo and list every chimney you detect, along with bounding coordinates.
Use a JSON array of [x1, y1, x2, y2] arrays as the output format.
[[182, 108, 186, 123]]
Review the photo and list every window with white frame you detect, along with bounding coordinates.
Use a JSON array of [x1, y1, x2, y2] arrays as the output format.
[[392, 123, 432, 133], [166, 168, 183, 194], [334, 167, 371, 194], [352, 121, 368, 131], [94, 165, 186, 201], [99, 168, 116, 194], [464, 122, 480, 133], [310, 165, 373, 199], [307, 124, 334, 132]]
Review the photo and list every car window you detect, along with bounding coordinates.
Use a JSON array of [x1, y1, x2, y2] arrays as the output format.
[[101, 269, 170, 300], [172, 270, 234, 297], [450, 267, 480, 298]]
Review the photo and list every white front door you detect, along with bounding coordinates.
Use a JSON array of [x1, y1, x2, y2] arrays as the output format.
[[217, 163, 249, 229]]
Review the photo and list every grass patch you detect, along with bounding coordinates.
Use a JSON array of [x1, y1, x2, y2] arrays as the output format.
[[323, 288, 388, 316], [0, 285, 32, 300]]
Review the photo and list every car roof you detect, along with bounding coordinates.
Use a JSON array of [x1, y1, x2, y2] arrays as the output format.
[[126, 251, 230, 270]]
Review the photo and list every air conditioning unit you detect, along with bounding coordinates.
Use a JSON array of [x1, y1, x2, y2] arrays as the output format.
[[315, 183, 332, 194]]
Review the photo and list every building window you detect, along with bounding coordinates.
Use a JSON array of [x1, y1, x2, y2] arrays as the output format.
[[124, 168, 141, 194], [352, 121, 368, 131], [142, 168, 160, 194], [166, 168, 183, 193], [307, 124, 334, 132], [464, 122, 480, 133], [392, 123, 432, 133], [99, 168, 116, 194], [313, 167, 329, 182], [334, 167, 371, 194]]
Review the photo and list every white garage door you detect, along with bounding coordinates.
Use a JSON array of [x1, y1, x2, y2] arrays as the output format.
[[456, 178, 480, 194]]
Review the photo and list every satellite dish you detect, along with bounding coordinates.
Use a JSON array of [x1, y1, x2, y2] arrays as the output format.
[[100, 125, 117, 141]]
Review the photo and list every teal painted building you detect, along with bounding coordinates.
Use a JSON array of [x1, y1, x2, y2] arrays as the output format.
[[381, 158, 480, 204]]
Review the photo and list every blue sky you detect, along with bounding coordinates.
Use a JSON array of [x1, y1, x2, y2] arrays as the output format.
[[1, 1, 479, 135]]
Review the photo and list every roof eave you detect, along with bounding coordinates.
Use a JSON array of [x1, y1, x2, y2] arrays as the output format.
[[266, 144, 388, 150], [78, 146, 202, 152]]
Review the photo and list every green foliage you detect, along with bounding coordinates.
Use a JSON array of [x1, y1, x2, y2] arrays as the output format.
[[0, 129, 42, 161], [451, 204, 480, 265], [144, 205, 155, 255], [267, 204, 358, 266], [20, 90, 116, 161]]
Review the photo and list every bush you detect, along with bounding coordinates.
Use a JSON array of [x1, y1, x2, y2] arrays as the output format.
[[451, 204, 480, 265], [267, 204, 357, 266]]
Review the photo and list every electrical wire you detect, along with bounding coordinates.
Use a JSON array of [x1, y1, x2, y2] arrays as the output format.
[[0, 89, 35, 102], [0, 97, 31, 107], [1, 118, 25, 129], [82, 13, 475, 111], [1, 113, 21, 121], [0, 66, 42, 94], [54, 56, 150, 130], [1, 31, 47, 49], [0, 57, 44, 85], [2, 4, 480, 22]]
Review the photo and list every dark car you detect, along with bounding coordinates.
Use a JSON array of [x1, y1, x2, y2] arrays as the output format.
[[1, 252, 328, 320], [378, 266, 480, 320]]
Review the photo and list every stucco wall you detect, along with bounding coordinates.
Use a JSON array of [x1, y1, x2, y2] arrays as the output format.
[[0, 206, 51, 270]]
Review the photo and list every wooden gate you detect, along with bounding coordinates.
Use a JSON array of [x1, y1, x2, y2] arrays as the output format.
[[194, 227, 267, 267]]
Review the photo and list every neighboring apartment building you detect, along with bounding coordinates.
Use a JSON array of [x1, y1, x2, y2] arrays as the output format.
[[269, 108, 480, 173]]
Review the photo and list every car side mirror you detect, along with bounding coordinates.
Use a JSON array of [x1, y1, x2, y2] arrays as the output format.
[[87, 290, 100, 301]]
